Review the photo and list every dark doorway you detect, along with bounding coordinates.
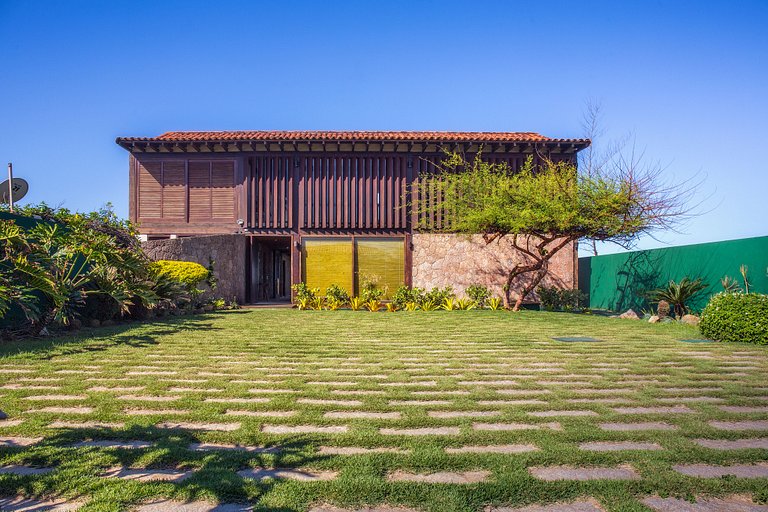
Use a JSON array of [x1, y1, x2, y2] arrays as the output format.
[[246, 236, 291, 303]]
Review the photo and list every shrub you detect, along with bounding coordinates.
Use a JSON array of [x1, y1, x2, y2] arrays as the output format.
[[325, 284, 350, 305], [292, 283, 318, 302], [391, 285, 425, 309], [365, 299, 382, 312], [700, 292, 768, 345], [385, 302, 399, 312], [465, 284, 490, 308], [151, 260, 210, 297], [537, 286, 561, 311], [404, 301, 419, 311], [537, 286, 587, 312], [423, 286, 454, 306]]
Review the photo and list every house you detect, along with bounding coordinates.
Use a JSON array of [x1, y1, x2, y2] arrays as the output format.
[[116, 131, 590, 304]]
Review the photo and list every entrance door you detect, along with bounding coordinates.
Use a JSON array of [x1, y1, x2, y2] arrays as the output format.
[[247, 236, 291, 303]]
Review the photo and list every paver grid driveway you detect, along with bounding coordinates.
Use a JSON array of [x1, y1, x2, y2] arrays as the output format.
[[0, 309, 767, 511]]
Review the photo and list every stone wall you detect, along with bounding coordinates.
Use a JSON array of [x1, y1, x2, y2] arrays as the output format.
[[412, 234, 576, 303], [142, 235, 247, 304]]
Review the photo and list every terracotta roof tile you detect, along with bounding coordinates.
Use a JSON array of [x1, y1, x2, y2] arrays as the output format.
[[118, 130, 588, 144]]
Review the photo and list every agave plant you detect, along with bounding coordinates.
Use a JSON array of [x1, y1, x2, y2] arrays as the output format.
[[385, 302, 399, 312], [349, 297, 365, 311], [441, 297, 459, 311], [456, 298, 476, 310], [487, 297, 503, 310], [404, 301, 419, 311], [646, 277, 707, 318], [365, 299, 382, 312], [297, 297, 311, 310]]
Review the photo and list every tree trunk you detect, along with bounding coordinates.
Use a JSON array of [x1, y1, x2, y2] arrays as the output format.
[[512, 265, 549, 311]]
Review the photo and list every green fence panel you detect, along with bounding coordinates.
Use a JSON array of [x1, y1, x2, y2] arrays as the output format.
[[579, 236, 768, 313]]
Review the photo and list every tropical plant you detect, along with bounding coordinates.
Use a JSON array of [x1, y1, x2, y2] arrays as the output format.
[[364, 299, 382, 312], [646, 277, 707, 318], [441, 297, 459, 311], [310, 296, 325, 310], [297, 297, 312, 310], [456, 298, 476, 310], [465, 284, 490, 308], [349, 297, 365, 311], [2, 214, 157, 333], [404, 301, 419, 311], [325, 284, 350, 305], [420, 299, 439, 311], [385, 302, 399, 312], [487, 297, 503, 310]]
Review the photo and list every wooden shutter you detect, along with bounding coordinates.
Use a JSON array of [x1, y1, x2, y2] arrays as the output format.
[[138, 162, 162, 219], [188, 161, 212, 220], [162, 161, 186, 219], [355, 239, 405, 298], [211, 161, 235, 220], [301, 239, 354, 295]]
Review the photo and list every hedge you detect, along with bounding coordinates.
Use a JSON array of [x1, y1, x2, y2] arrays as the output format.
[[699, 292, 768, 345]]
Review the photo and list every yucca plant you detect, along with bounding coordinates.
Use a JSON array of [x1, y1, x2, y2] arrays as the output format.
[[487, 297, 503, 310], [365, 299, 382, 312], [720, 276, 742, 293], [420, 299, 439, 311], [404, 301, 419, 311], [646, 277, 707, 318], [349, 297, 365, 311], [456, 298, 476, 310], [385, 302, 399, 312]]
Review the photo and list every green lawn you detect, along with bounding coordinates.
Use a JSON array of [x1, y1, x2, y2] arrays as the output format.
[[0, 310, 767, 511]]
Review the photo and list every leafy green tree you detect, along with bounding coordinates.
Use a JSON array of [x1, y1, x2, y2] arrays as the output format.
[[415, 152, 696, 310]]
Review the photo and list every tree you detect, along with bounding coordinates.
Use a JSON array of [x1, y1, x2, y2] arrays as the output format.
[[414, 151, 698, 310]]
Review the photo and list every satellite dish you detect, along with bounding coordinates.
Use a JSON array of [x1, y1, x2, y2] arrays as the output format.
[[1, 178, 29, 203]]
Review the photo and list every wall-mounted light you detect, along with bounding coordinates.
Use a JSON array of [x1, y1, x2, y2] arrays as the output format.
[[294, 240, 301, 249], [407, 157, 413, 170], [294, 157, 301, 168]]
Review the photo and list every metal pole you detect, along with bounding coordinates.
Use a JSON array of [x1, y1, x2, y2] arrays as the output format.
[[7, 162, 13, 213]]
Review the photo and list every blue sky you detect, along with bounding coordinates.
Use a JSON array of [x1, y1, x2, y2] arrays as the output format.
[[1, 0, 766, 255]]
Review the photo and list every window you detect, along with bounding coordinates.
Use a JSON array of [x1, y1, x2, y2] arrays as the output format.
[[301, 237, 405, 297]]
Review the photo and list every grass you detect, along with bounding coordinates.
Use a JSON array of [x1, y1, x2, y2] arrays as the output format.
[[0, 309, 766, 511]]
